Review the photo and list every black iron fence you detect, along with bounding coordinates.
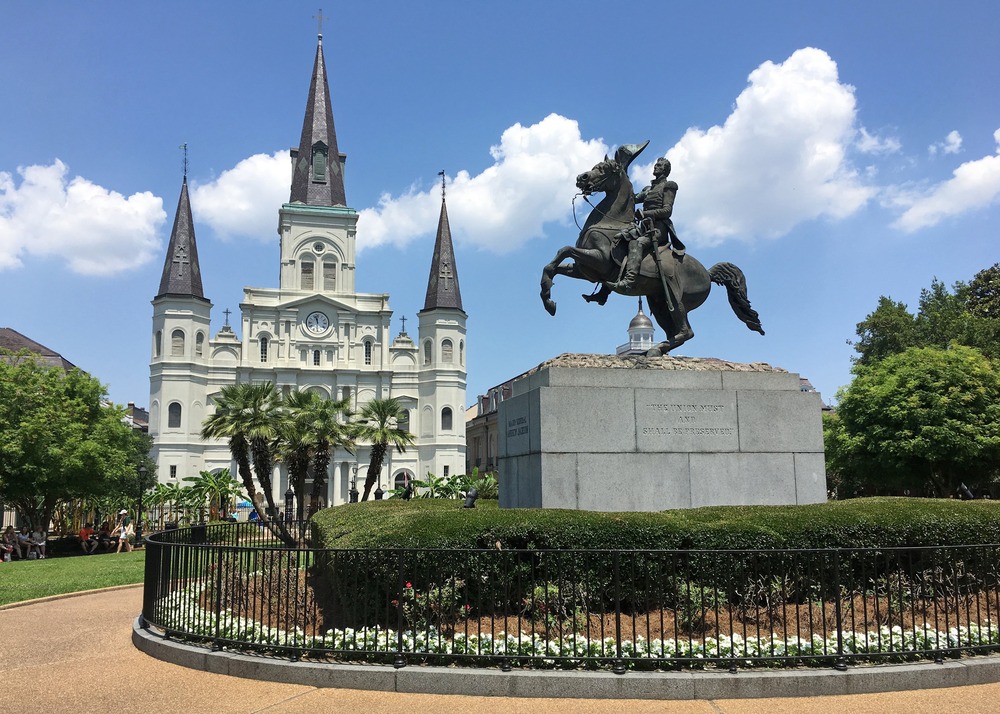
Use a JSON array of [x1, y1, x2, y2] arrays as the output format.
[[140, 522, 1000, 672]]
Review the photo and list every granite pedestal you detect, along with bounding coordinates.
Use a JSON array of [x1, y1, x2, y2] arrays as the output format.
[[498, 354, 826, 511]]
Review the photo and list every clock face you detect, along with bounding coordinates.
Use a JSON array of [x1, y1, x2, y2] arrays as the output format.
[[305, 311, 329, 333]]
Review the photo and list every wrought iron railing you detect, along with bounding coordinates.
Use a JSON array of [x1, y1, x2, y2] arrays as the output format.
[[140, 522, 1000, 672]]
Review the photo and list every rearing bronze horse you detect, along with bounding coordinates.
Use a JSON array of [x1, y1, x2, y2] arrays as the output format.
[[539, 141, 764, 355]]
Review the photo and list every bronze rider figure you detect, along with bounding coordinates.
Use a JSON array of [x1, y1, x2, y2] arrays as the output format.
[[607, 157, 690, 341]]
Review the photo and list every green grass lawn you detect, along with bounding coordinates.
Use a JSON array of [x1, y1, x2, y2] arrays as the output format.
[[0, 550, 146, 606]]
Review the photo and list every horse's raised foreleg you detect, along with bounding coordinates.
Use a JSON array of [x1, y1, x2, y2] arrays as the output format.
[[540, 246, 610, 316]]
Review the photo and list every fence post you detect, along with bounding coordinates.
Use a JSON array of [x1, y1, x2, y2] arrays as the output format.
[[833, 549, 847, 671], [213, 546, 224, 651], [612, 550, 625, 675], [394, 549, 407, 669]]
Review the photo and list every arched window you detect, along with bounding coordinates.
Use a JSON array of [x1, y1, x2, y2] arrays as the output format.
[[301, 261, 314, 290], [441, 339, 453, 363], [323, 261, 336, 291], [260, 336, 269, 363], [154, 331, 162, 357], [167, 402, 182, 429], [394, 470, 413, 489], [364, 340, 373, 365], [460, 340, 464, 366], [441, 407, 453, 432], [313, 349, 321, 366], [171, 329, 184, 356], [423, 340, 432, 365], [195, 332, 205, 356]]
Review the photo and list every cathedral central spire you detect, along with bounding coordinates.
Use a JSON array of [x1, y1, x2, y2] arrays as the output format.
[[289, 33, 346, 207]]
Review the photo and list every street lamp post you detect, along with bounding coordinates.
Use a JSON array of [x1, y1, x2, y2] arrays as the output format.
[[137, 464, 147, 546], [284, 486, 294, 522], [350, 464, 359, 503]]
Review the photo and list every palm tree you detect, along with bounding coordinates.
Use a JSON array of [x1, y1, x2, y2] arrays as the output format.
[[201, 382, 293, 543], [184, 469, 244, 520], [278, 391, 355, 519], [353, 397, 415, 501], [307, 394, 355, 516], [277, 391, 319, 521]]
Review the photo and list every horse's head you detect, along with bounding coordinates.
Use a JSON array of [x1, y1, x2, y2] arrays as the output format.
[[576, 157, 624, 197], [575, 140, 650, 196]]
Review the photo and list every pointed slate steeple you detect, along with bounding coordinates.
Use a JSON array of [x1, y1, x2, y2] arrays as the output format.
[[156, 178, 206, 300], [422, 177, 464, 312], [289, 34, 346, 207]]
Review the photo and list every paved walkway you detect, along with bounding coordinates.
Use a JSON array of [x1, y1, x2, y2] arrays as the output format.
[[3, 585, 1000, 714]]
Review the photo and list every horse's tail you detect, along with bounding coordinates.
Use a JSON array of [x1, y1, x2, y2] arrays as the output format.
[[708, 262, 765, 335]]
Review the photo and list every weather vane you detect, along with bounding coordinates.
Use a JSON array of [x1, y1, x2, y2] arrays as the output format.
[[179, 143, 188, 180], [314, 8, 325, 36], [438, 169, 446, 201]]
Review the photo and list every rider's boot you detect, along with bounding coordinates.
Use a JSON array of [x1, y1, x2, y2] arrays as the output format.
[[607, 240, 643, 292], [666, 277, 693, 346]]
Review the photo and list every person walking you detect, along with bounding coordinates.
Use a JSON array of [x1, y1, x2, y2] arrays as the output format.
[[114, 510, 134, 553]]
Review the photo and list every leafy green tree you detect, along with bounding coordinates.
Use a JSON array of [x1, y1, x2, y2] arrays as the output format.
[[0, 352, 143, 529], [967, 262, 1000, 319], [851, 271, 1000, 365], [851, 297, 918, 366], [353, 398, 415, 501], [827, 345, 1000, 497]]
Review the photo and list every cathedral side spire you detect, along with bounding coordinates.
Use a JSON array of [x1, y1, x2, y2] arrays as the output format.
[[289, 32, 346, 207], [421, 172, 464, 312], [156, 176, 206, 300]]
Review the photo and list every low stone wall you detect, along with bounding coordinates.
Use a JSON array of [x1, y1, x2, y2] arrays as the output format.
[[498, 354, 826, 511]]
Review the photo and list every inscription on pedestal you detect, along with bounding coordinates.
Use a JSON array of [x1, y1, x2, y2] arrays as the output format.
[[637, 390, 738, 452]]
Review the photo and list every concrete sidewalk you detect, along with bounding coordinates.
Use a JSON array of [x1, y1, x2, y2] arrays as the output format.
[[2, 585, 999, 714]]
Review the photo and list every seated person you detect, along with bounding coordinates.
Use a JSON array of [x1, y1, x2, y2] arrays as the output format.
[[30, 526, 47, 559], [1, 525, 16, 561], [17, 526, 36, 559], [78, 522, 98, 554], [97, 521, 114, 552]]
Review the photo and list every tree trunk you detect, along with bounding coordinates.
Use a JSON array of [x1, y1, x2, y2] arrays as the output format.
[[361, 443, 387, 501]]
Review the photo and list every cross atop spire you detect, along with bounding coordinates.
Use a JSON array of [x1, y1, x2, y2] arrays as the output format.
[[439, 169, 446, 202], [313, 8, 325, 38], [180, 143, 188, 180]]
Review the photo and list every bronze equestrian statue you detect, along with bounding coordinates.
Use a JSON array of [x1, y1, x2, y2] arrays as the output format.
[[539, 141, 764, 355]]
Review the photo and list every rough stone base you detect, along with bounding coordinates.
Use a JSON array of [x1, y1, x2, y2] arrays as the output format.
[[498, 354, 826, 511]]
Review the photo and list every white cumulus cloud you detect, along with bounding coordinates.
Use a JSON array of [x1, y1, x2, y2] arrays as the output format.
[[0, 160, 164, 275], [893, 129, 1000, 232], [929, 130, 963, 156], [634, 47, 875, 246], [357, 114, 608, 253], [190, 151, 290, 241], [857, 127, 901, 155]]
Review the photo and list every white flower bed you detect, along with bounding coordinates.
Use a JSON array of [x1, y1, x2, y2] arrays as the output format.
[[153, 586, 1000, 669]]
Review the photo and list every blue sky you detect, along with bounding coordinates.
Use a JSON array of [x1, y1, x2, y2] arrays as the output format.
[[1, 1, 998, 410]]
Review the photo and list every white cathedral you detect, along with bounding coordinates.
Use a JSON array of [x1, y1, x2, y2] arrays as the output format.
[[148, 34, 467, 506]]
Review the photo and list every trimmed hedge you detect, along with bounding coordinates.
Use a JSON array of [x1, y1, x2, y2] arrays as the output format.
[[310, 497, 1000, 552]]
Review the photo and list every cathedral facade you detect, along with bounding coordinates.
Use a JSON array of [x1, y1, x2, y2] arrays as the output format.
[[148, 35, 466, 506]]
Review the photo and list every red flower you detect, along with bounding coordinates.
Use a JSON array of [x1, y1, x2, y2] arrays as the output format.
[[405, 582, 412, 588]]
